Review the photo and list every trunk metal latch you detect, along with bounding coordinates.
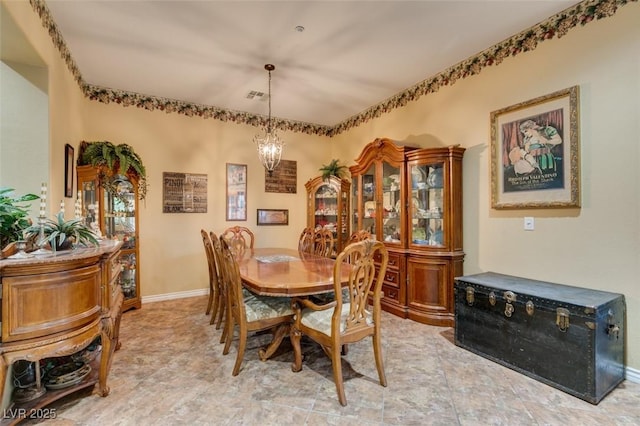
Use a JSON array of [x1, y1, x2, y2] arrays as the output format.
[[556, 307, 570, 332], [504, 291, 516, 318], [465, 286, 475, 306]]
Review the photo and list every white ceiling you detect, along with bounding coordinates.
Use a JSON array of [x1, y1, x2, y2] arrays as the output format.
[[34, 1, 578, 127]]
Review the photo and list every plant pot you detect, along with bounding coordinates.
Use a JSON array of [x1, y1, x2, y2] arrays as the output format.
[[52, 239, 74, 251]]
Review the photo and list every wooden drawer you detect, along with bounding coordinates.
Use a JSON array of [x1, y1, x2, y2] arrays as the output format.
[[382, 284, 400, 303], [375, 251, 402, 270], [382, 269, 400, 288]]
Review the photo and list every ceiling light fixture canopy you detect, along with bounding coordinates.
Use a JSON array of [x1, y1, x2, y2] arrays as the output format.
[[254, 64, 284, 176]]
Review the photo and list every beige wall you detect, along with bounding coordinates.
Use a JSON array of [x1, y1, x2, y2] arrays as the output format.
[[3, 1, 639, 370], [333, 4, 640, 370]]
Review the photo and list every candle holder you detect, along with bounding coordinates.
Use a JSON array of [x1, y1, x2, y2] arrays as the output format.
[[8, 240, 34, 259], [31, 216, 52, 256]]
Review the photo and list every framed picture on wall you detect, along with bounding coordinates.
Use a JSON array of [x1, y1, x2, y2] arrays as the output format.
[[490, 85, 580, 209], [226, 163, 247, 221], [257, 209, 289, 226], [64, 144, 74, 198]]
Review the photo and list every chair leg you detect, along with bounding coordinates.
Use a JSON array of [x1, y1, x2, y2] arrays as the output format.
[[290, 327, 303, 372], [232, 326, 247, 376], [222, 315, 234, 355], [219, 295, 228, 344], [372, 331, 387, 387], [215, 291, 225, 329], [209, 288, 219, 325], [331, 346, 347, 406], [205, 287, 214, 316]]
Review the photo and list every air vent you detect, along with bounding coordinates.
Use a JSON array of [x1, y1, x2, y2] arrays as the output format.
[[246, 91, 268, 101]]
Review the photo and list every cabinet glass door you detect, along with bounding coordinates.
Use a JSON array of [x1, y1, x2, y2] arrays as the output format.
[[314, 182, 338, 233], [80, 179, 100, 234], [411, 163, 444, 247], [382, 162, 401, 243], [361, 165, 376, 239], [103, 176, 136, 248]]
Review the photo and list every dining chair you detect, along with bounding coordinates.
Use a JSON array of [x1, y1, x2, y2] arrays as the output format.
[[298, 227, 315, 254], [201, 229, 223, 327], [313, 228, 335, 258], [208, 232, 227, 330], [348, 229, 371, 244], [221, 226, 255, 255], [218, 239, 294, 376], [290, 239, 389, 406]]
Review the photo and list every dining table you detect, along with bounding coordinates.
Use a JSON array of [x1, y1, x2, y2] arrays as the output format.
[[233, 247, 352, 360]]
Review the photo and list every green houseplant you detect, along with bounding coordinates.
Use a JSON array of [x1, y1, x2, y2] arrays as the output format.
[[25, 212, 99, 251], [0, 188, 39, 251], [319, 159, 349, 181], [77, 141, 148, 201]]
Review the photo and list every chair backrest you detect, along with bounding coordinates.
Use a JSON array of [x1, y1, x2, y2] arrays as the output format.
[[348, 229, 372, 245], [221, 226, 255, 254], [333, 239, 388, 335], [298, 227, 315, 253], [313, 228, 335, 258], [218, 238, 246, 325], [201, 229, 217, 287]]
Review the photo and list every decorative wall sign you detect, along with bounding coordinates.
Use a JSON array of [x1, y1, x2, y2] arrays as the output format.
[[226, 163, 247, 221], [265, 159, 297, 193], [162, 172, 207, 213], [490, 85, 580, 209]]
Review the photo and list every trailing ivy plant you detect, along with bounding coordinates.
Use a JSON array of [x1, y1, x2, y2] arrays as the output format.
[[0, 188, 39, 250], [319, 159, 349, 181], [77, 141, 148, 202]]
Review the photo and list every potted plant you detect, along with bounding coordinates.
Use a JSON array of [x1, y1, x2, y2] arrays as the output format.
[[0, 188, 39, 255], [25, 212, 99, 251], [77, 141, 148, 201], [319, 159, 349, 181]]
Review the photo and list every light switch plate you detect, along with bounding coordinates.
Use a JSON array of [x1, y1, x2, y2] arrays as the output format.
[[524, 217, 535, 231]]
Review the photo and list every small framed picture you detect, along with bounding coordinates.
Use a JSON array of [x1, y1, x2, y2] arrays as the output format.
[[257, 209, 289, 226], [64, 144, 74, 198]]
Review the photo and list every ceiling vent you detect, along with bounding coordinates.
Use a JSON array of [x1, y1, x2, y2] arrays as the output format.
[[246, 90, 268, 101]]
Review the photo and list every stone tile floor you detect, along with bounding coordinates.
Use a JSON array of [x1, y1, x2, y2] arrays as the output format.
[[25, 296, 640, 425]]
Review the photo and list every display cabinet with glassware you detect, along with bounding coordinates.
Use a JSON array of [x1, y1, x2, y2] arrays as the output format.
[[350, 138, 465, 326], [77, 165, 141, 311], [349, 138, 418, 318], [405, 146, 465, 326], [305, 175, 350, 257]]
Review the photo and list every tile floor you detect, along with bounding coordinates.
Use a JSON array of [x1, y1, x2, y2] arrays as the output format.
[[27, 296, 640, 425]]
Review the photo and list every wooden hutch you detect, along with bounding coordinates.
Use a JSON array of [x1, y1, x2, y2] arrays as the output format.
[[0, 241, 124, 423], [305, 175, 351, 256], [77, 165, 141, 311], [350, 138, 465, 326]]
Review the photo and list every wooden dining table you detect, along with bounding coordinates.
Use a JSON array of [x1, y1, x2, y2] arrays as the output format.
[[233, 247, 352, 360], [235, 247, 351, 297]]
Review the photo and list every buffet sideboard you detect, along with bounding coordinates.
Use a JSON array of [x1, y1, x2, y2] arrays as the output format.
[[0, 241, 123, 424]]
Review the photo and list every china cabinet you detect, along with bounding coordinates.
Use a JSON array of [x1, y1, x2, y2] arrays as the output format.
[[350, 138, 465, 326], [305, 175, 350, 256], [77, 165, 141, 311]]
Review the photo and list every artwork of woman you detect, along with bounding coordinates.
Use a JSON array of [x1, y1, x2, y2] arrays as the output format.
[[509, 119, 562, 175]]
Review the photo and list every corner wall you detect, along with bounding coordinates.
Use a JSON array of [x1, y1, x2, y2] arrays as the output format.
[[331, 4, 640, 370]]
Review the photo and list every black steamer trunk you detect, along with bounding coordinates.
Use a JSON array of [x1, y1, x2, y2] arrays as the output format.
[[454, 272, 625, 404]]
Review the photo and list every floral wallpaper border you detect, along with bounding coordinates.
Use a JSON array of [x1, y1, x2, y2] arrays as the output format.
[[30, 0, 637, 138]]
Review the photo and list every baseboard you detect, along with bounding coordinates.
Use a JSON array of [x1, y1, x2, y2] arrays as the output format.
[[138, 288, 640, 384], [626, 366, 640, 384], [141, 288, 207, 304]]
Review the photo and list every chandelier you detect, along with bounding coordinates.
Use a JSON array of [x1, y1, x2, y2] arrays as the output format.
[[254, 64, 284, 175]]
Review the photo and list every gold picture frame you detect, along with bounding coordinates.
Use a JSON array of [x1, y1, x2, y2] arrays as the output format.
[[257, 209, 289, 226], [490, 85, 580, 209], [226, 163, 247, 221]]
